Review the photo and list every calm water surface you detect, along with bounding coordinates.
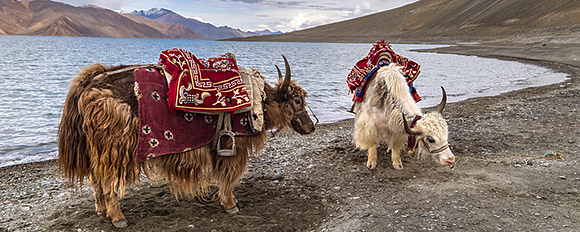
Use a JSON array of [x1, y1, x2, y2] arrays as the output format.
[[0, 35, 568, 167]]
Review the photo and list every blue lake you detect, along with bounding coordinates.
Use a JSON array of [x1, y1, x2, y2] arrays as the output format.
[[0, 35, 568, 167]]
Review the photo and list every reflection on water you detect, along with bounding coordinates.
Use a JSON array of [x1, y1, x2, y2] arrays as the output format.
[[0, 36, 568, 167]]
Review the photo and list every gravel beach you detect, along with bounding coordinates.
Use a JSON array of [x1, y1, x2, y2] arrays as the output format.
[[1, 43, 579, 231]]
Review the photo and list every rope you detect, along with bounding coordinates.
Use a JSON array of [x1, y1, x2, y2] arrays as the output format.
[[93, 64, 163, 81], [455, 150, 564, 166]]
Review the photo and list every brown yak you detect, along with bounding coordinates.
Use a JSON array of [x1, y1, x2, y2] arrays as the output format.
[[58, 56, 315, 228]]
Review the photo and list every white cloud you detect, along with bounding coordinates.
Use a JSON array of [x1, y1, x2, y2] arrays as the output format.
[[353, 4, 362, 15], [52, 0, 419, 32], [58, 0, 127, 10], [362, 2, 371, 9]]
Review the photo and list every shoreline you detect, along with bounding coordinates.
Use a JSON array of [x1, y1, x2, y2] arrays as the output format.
[[0, 42, 572, 169], [1, 43, 579, 231]]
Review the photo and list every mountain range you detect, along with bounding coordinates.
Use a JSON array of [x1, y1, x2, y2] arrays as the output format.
[[0, 0, 280, 39], [130, 8, 280, 39], [235, 0, 580, 44], [1, 0, 579, 43]]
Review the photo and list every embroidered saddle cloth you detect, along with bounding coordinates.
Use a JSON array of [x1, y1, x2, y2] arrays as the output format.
[[134, 67, 259, 163], [346, 40, 422, 102], [160, 48, 252, 113]]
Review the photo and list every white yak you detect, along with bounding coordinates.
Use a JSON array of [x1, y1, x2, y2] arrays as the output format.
[[353, 63, 455, 170]]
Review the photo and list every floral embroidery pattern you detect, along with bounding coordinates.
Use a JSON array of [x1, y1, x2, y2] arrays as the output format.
[[184, 113, 194, 122], [149, 138, 159, 148], [151, 91, 161, 101], [142, 125, 151, 135], [164, 130, 174, 140], [213, 89, 250, 107], [160, 49, 251, 113], [179, 82, 211, 105], [240, 117, 249, 126], [204, 115, 213, 124]]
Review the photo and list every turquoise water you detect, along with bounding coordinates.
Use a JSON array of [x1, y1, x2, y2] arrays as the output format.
[[0, 35, 568, 167]]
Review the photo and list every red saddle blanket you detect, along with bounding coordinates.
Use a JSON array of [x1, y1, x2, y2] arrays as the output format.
[[134, 67, 258, 163], [160, 48, 252, 113], [346, 40, 421, 102]]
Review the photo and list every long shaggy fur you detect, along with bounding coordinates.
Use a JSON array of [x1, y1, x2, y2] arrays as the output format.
[[354, 64, 420, 151], [58, 63, 306, 217], [353, 63, 453, 170]]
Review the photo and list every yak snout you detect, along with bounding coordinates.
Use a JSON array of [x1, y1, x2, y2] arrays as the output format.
[[446, 156, 456, 164], [291, 112, 315, 135], [436, 150, 455, 166]]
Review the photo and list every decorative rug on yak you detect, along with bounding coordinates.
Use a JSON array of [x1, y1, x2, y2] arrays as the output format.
[[160, 48, 252, 113], [346, 40, 422, 102], [133, 67, 259, 163]]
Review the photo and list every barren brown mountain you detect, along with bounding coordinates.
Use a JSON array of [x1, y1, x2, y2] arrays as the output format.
[[234, 0, 580, 44], [0, 0, 208, 39], [0, 0, 165, 37], [0, 0, 32, 35], [122, 13, 212, 40], [132, 8, 253, 39]]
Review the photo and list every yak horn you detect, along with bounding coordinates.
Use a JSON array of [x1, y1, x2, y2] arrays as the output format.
[[275, 65, 283, 81], [401, 112, 422, 136], [278, 55, 292, 98], [436, 86, 447, 114]]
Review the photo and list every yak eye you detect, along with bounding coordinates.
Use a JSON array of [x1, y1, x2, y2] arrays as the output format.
[[294, 99, 301, 105], [427, 136, 436, 143]]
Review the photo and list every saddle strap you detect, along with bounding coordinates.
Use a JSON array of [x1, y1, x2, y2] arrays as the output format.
[[213, 112, 226, 148]]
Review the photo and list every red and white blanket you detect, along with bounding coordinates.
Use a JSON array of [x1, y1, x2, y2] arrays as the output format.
[[346, 40, 422, 102], [134, 67, 258, 163], [160, 48, 252, 113]]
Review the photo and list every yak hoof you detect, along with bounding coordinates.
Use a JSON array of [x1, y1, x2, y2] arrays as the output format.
[[112, 219, 128, 228], [366, 161, 377, 170], [225, 206, 239, 214], [392, 162, 404, 170]]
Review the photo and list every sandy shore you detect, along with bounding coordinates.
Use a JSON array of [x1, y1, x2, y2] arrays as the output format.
[[1, 43, 579, 231]]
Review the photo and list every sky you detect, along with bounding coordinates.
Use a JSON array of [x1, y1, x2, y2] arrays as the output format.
[[54, 0, 418, 32]]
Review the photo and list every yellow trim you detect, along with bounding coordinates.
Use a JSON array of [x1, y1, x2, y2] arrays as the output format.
[[212, 75, 242, 85], [168, 49, 249, 111], [219, 85, 246, 93], [176, 102, 252, 111]]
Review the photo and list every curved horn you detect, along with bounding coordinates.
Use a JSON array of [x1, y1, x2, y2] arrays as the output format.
[[278, 55, 291, 98], [436, 86, 447, 114], [275, 65, 283, 81], [401, 112, 422, 136]]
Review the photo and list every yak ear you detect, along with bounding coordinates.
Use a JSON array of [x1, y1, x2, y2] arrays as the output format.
[[278, 55, 292, 99], [401, 112, 422, 136]]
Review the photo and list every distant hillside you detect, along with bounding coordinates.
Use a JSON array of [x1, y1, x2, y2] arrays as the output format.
[[250, 29, 282, 37], [234, 0, 580, 44], [0, 0, 274, 40], [132, 8, 281, 39], [122, 14, 211, 40], [0, 0, 168, 38]]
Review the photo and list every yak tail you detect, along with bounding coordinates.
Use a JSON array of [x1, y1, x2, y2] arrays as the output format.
[[58, 63, 107, 185]]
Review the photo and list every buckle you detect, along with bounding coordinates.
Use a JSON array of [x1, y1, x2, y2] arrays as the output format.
[[216, 130, 236, 157]]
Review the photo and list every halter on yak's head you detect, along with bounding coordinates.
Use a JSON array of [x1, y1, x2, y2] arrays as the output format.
[[402, 87, 455, 167], [274, 56, 318, 135]]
